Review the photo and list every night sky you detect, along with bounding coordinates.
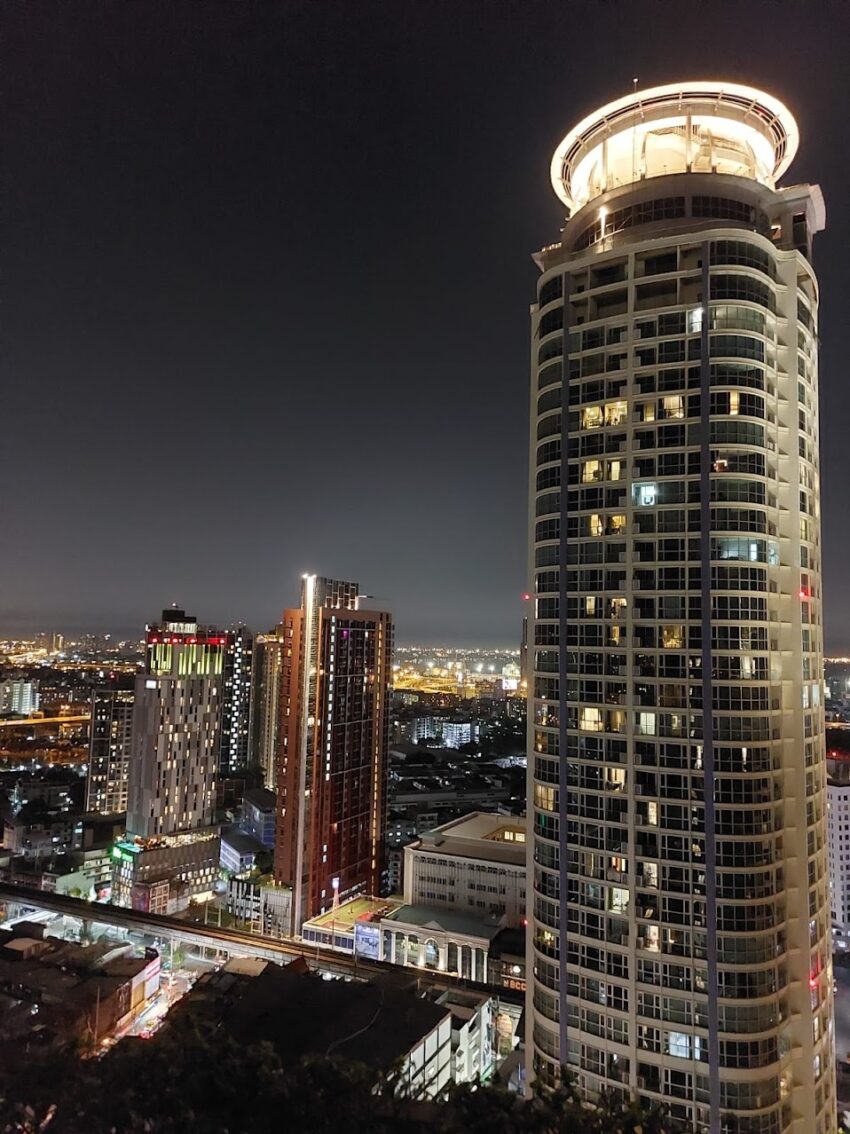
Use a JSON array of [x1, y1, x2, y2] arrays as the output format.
[[4, 2, 849, 646]]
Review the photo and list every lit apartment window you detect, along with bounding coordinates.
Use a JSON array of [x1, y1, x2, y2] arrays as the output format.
[[661, 626, 685, 649], [580, 707, 603, 732], [634, 483, 658, 506], [661, 395, 684, 419], [605, 400, 628, 426], [534, 784, 556, 812]]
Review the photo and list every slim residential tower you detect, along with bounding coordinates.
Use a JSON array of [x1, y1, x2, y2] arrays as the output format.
[[115, 608, 223, 910], [86, 683, 135, 814], [273, 576, 393, 932], [218, 624, 254, 776], [251, 624, 285, 791], [526, 83, 833, 1133]]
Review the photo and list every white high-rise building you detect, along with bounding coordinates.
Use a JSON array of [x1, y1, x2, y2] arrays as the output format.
[[526, 82, 833, 1133], [0, 679, 40, 715], [115, 608, 223, 908], [827, 777, 850, 932], [127, 607, 223, 839]]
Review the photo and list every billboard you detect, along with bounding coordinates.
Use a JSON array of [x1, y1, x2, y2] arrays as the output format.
[[354, 922, 380, 961]]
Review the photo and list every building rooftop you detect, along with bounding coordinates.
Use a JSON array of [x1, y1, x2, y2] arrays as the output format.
[[411, 811, 526, 866], [171, 960, 448, 1071], [304, 896, 401, 934], [221, 830, 265, 856], [550, 80, 800, 213], [0, 931, 158, 1053], [242, 787, 276, 813], [222, 956, 269, 978], [385, 903, 505, 942]]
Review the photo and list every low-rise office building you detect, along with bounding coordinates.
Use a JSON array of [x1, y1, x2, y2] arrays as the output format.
[[226, 874, 292, 935], [433, 987, 495, 1084], [220, 829, 265, 875], [166, 958, 454, 1099], [240, 788, 275, 849], [112, 828, 220, 912], [403, 812, 526, 926], [380, 903, 503, 983]]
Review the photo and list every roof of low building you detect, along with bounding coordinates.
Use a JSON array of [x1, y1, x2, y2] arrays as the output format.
[[221, 830, 265, 856], [176, 961, 449, 1071], [385, 903, 504, 942], [242, 787, 276, 813], [409, 810, 526, 866]]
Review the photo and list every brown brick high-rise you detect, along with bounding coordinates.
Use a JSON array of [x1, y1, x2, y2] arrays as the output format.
[[273, 576, 393, 933]]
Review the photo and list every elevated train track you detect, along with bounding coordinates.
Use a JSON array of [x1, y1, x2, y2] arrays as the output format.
[[0, 883, 523, 1006]]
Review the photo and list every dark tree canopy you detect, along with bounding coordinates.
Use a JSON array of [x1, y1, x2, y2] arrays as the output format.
[[0, 1017, 673, 1133]]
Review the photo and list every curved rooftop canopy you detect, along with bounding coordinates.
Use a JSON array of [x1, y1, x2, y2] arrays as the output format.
[[550, 81, 799, 214]]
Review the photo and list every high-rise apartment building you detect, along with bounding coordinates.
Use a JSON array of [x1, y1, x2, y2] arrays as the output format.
[[86, 684, 135, 814], [526, 83, 832, 1133], [0, 678, 40, 715], [273, 576, 393, 932], [218, 624, 254, 776], [250, 625, 285, 791], [115, 608, 223, 908], [826, 752, 850, 933]]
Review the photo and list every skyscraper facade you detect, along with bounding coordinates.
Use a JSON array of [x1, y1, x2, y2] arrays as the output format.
[[115, 608, 223, 908], [250, 625, 285, 791], [86, 684, 134, 814], [526, 83, 833, 1134], [273, 576, 393, 932], [218, 624, 254, 776]]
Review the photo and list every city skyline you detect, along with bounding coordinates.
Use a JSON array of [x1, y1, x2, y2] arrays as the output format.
[[3, 7, 850, 1128], [5, 4, 850, 648]]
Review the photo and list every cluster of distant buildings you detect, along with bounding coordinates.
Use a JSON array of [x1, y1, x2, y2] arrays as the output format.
[[0, 578, 529, 1092], [0, 576, 527, 959], [0, 922, 160, 1055], [71, 575, 392, 936]]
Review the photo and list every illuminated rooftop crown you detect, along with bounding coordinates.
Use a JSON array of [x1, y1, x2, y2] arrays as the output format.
[[551, 81, 798, 214]]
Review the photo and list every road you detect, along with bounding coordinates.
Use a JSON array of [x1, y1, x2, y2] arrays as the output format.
[[0, 716, 89, 729]]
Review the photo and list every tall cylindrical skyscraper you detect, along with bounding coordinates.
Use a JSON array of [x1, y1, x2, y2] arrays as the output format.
[[526, 82, 833, 1134]]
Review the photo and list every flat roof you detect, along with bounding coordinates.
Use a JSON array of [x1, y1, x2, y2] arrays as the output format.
[[223, 956, 269, 977], [221, 830, 265, 856], [242, 787, 276, 812], [385, 903, 504, 942], [221, 965, 449, 1069], [304, 896, 401, 934], [411, 811, 526, 866], [3, 937, 42, 953]]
